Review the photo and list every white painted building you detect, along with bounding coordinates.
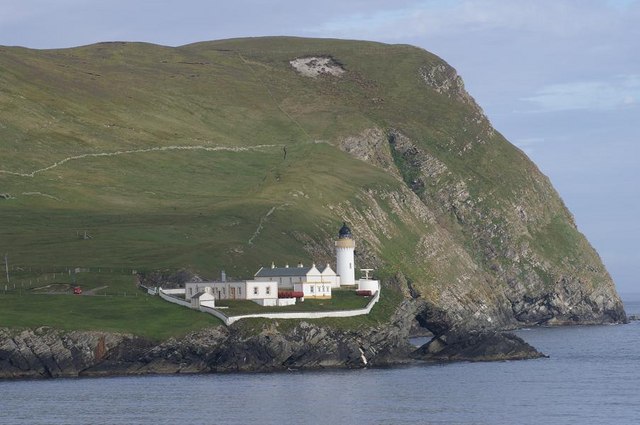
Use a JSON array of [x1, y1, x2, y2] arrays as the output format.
[[335, 223, 356, 285], [254, 263, 314, 288], [357, 269, 380, 293], [185, 280, 278, 304], [190, 286, 216, 309], [320, 264, 339, 287], [293, 281, 332, 299], [357, 279, 380, 293], [254, 263, 335, 299], [244, 280, 279, 305], [183, 222, 379, 306]]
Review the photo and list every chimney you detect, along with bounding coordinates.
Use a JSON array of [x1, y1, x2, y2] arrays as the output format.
[[297, 262, 303, 268], [285, 263, 289, 268], [221, 270, 226, 283], [271, 261, 276, 269]]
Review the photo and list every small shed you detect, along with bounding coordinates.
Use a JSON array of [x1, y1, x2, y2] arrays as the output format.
[[190, 287, 216, 309]]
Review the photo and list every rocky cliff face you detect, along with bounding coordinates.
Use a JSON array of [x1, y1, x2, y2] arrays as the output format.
[[0, 327, 151, 379], [331, 61, 626, 332]]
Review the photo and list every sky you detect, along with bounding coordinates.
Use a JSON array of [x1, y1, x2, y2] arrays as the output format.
[[1, 0, 638, 294]]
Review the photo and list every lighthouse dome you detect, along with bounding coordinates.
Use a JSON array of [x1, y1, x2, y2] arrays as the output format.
[[338, 222, 352, 239]]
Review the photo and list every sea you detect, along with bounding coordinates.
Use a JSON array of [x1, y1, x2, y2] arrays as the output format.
[[1, 299, 639, 425]]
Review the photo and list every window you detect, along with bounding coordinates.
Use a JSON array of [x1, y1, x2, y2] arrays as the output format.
[[189, 288, 193, 296], [349, 263, 352, 269], [266, 286, 271, 295], [253, 287, 259, 295], [310, 286, 314, 293], [238, 287, 242, 295]]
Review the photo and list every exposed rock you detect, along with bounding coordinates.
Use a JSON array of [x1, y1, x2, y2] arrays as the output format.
[[337, 128, 400, 178], [378, 128, 627, 329], [419, 63, 493, 139], [322, 126, 628, 333], [0, 301, 547, 379], [0, 327, 147, 379], [412, 330, 546, 362], [0, 298, 427, 379], [290, 56, 345, 78], [420, 63, 473, 102]]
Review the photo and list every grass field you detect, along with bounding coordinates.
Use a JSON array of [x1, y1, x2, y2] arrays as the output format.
[[232, 287, 404, 334], [0, 292, 222, 340], [2, 269, 138, 295]]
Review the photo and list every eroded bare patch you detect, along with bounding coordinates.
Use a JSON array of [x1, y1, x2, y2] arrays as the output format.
[[290, 56, 345, 78]]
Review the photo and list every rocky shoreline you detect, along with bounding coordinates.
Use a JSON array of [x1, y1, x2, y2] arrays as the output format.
[[1, 290, 628, 380], [0, 325, 545, 380]]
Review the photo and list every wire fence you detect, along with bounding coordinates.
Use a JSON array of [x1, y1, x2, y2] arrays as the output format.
[[0, 265, 167, 297], [4, 265, 140, 275], [1, 285, 146, 298]]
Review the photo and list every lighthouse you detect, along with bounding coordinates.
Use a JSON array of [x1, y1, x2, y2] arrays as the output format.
[[335, 222, 355, 286]]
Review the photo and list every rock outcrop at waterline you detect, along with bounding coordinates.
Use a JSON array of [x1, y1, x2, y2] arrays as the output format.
[[0, 300, 412, 378], [0, 302, 545, 380], [411, 330, 545, 362]]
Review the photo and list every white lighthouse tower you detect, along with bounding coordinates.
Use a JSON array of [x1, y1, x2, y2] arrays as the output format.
[[335, 222, 355, 286]]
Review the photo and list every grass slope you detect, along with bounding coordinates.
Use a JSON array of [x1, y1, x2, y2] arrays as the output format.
[[0, 36, 611, 336], [0, 293, 221, 340]]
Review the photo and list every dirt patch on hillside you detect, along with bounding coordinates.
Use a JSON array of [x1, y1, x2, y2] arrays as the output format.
[[290, 56, 345, 78]]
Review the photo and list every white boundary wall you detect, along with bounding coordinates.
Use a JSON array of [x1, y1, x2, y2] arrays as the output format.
[[214, 290, 381, 326], [158, 288, 191, 308], [200, 305, 232, 323], [159, 287, 382, 326], [162, 288, 186, 295]]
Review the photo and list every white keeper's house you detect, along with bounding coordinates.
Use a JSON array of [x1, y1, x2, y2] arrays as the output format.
[[254, 263, 335, 299], [184, 222, 379, 307]]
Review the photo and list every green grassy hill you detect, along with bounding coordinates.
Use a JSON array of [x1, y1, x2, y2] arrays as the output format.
[[0, 37, 625, 336]]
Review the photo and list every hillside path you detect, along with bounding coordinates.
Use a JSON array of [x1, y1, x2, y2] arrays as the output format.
[[0, 144, 281, 178]]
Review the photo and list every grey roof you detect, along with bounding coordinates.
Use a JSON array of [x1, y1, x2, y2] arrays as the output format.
[[191, 291, 206, 299], [255, 266, 311, 278]]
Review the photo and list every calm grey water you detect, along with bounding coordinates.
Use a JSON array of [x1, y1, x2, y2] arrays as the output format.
[[2, 301, 639, 425]]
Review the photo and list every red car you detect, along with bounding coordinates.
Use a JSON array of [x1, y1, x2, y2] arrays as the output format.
[[73, 286, 82, 295]]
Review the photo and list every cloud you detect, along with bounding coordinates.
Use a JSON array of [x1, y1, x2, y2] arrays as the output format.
[[306, 0, 638, 41], [521, 75, 640, 112]]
